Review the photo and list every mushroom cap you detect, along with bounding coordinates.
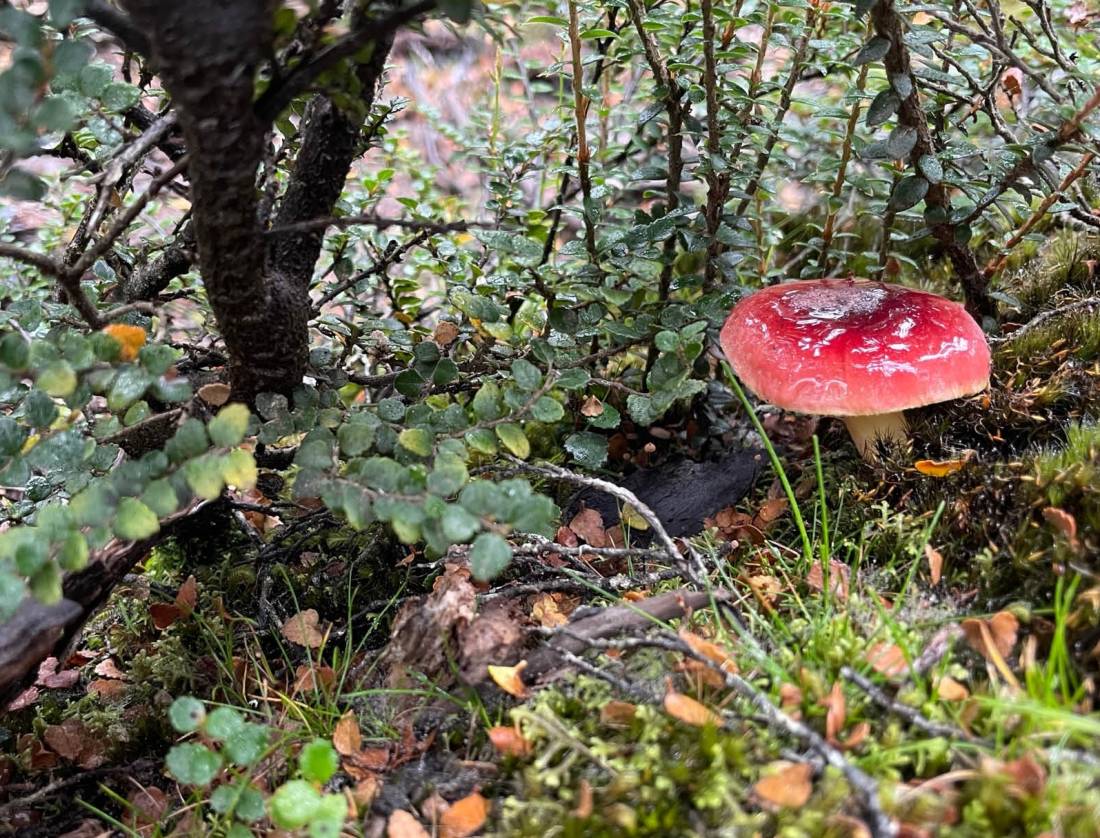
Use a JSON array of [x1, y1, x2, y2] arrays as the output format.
[[720, 278, 991, 417]]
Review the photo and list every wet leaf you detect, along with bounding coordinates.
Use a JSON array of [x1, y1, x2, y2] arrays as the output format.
[[488, 726, 531, 757], [754, 761, 814, 808], [439, 791, 490, 838], [281, 609, 324, 648], [176, 575, 198, 615], [663, 691, 722, 727], [488, 661, 529, 698]]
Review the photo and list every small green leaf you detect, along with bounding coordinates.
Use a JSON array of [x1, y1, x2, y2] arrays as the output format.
[[299, 738, 339, 784], [0, 333, 30, 370], [166, 743, 222, 786], [169, 696, 206, 733], [58, 531, 89, 570], [208, 403, 250, 447], [565, 432, 608, 468], [204, 707, 244, 741], [531, 396, 564, 423], [885, 126, 917, 159], [888, 176, 930, 211], [185, 455, 226, 500], [38, 361, 77, 397], [223, 723, 269, 767], [495, 423, 530, 458], [866, 89, 901, 127], [222, 448, 258, 491], [470, 532, 512, 581], [917, 154, 943, 184], [269, 780, 321, 829], [398, 427, 433, 457], [854, 35, 891, 66], [113, 497, 159, 541], [511, 358, 543, 391]]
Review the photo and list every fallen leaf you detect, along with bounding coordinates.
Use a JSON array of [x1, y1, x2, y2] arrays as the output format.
[[43, 719, 89, 761], [36, 657, 80, 689], [663, 691, 722, 727], [487, 661, 528, 698], [573, 778, 594, 818], [925, 544, 944, 585], [197, 383, 232, 407], [554, 525, 579, 548], [778, 683, 803, 718], [350, 776, 380, 811], [935, 676, 970, 701], [580, 395, 604, 417], [842, 721, 871, 750], [1001, 754, 1046, 797], [102, 323, 147, 361], [914, 458, 966, 477], [961, 611, 1019, 662], [433, 321, 460, 348], [1042, 507, 1081, 552], [387, 810, 430, 838], [19, 733, 60, 770], [149, 602, 182, 630], [488, 726, 531, 757], [679, 629, 737, 674], [531, 593, 569, 628], [127, 786, 168, 827], [568, 508, 610, 548], [176, 575, 198, 614], [333, 711, 362, 756], [866, 642, 909, 678], [439, 791, 489, 838], [600, 700, 637, 727], [753, 761, 814, 808], [806, 560, 850, 601], [292, 664, 336, 693], [88, 679, 128, 700], [94, 658, 128, 680], [822, 681, 846, 743], [7, 686, 39, 711], [281, 609, 325, 648]]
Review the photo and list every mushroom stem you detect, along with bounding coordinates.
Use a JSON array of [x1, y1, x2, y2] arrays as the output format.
[[842, 412, 908, 461]]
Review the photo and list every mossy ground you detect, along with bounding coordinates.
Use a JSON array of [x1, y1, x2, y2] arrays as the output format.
[[3, 234, 1100, 836]]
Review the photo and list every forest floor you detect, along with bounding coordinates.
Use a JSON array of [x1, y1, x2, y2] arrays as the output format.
[[2, 21, 1100, 838], [0, 231, 1098, 837]]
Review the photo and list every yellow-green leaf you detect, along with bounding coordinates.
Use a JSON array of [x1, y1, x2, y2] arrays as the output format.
[[495, 423, 530, 458]]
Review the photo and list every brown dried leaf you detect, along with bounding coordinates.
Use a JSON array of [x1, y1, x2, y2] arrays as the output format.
[[293, 664, 336, 693], [572, 778, 594, 818], [554, 525, 579, 547], [935, 676, 970, 701], [127, 786, 168, 827], [580, 395, 604, 417], [806, 560, 850, 601], [822, 681, 846, 743], [439, 791, 490, 838], [36, 657, 80, 689], [433, 321, 460, 348], [866, 642, 909, 678], [778, 683, 803, 718], [961, 611, 1019, 662], [663, 691, 722, 727], [679, 629, 737, 674], [43, 719, 89, 761], [531, 593, 569, 628], [7, 686, 39, 711], [197, 383, 232, 407], [600, 700, 637, 727], [94, 658, 127, 680], [925, 544, 944, 585], [1002, 754, 1046, 797], [88, 679, 128, 700], [842, 721, 871, 750], [281, 609, 325, 648], [568, 508, 610, 548], [753, 761, 814, 808], [487, 661, 528, 698], [350, 776, 380, 812], [1042, 507, 1081, 552], [175, 575, 198, 614], [333, 711, 362, 756], [387, 810, 430, 838], [488, 726, 531, 757], [149, 603, 182, 630]]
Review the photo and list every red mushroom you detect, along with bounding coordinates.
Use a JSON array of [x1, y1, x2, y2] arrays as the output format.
[[720, 278, 991, 460]]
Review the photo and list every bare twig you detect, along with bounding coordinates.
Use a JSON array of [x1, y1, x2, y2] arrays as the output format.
[[990, 297, 1100, 344]]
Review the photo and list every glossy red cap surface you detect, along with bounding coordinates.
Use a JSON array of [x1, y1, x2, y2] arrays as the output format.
[[720, 279, 991, 416]]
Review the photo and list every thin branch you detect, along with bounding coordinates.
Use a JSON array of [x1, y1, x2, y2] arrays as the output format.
[[311, 231, 430, 314], [0, 244, 102, 329], [265, 213, 479, 237]]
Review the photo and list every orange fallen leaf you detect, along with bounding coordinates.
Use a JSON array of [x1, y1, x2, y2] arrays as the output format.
[[679, 629, 737, 675], [387, 810, 430, 838], [102, 323, 147, 362], [350, 775, 380, 811], [293, 664, 335, 693], [1042, 507, 1081, 552], [866, 642, 909, 678], [488, 726, 531, 757], [914, 458, 966, 477], [842, 721, 871, 750], [663, 691, 722, 727], [600, 700, 637, 727], [433, 321, 460, 348], [88, 678, 127, 700], [531, 593, 569, 628], [281, 609, 325, 648], [94, 658, 127, 680], [753, 761, 814, 808], [961, 611, 1019, 662], [487, 661, 528, 698], [580, 395, 604, 417], [778, 683, 803, 719], [822, 681, 846, 743], [568, 508, 610, 548], [573, 778, 594, 818], [439, 791, 490, 838], [806, 560, 850, 601], [149, 602, 182, 630], [925, 544, 944, 585], [935, 676, 970, 701], [333, 711, 362, 756]]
